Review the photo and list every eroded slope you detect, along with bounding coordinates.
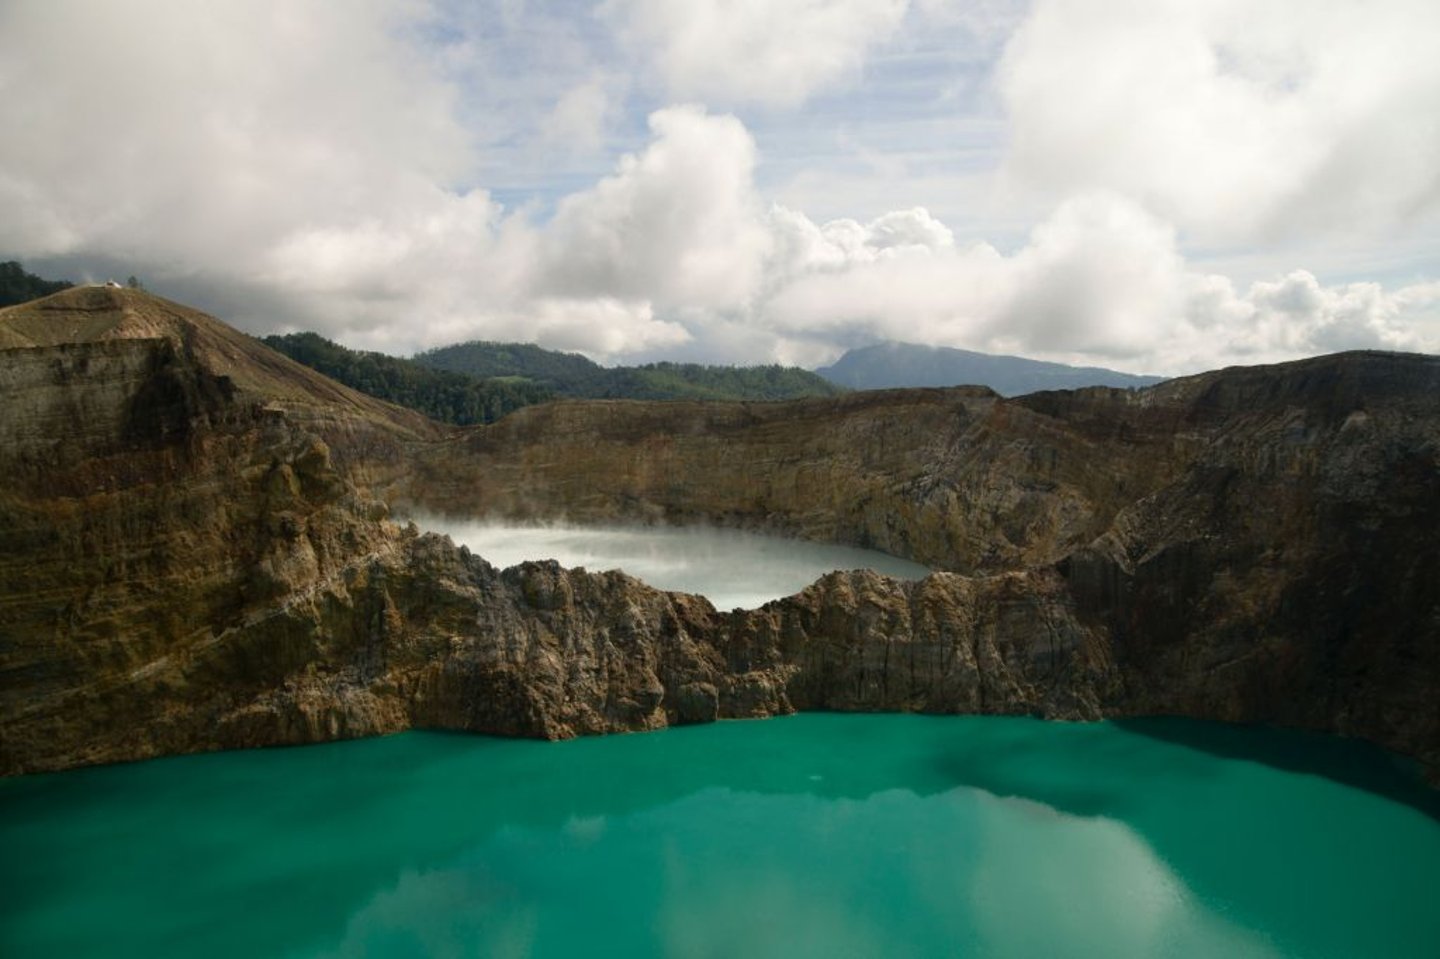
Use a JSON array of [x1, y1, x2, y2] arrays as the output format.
[[2, 288, 1436, 784]]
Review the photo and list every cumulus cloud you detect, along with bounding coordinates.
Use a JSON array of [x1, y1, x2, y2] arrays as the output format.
[[1217, 270, 1428, 358], [0, 0, 687, 358], [537, 106, 772, 310], [998, 0, 1440, 241], [1, 0, 1434, 375], [507, 297, 692, 357], [763, 196, 1186, 361], [0, 0, 473, 263], [754, 193, 1435, 371], [761, 204, 993, 344], [602, 0, 911, 107], [1003, 195, 1187, 357]]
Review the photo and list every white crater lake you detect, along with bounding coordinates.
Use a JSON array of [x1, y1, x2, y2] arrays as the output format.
[[417, 519, 932, 610]]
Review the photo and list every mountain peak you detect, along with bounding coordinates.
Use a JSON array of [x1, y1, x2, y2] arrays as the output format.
[[0, 285, 439, 439], [816, 340, 1164, 396], [0, 284, 175, 348]]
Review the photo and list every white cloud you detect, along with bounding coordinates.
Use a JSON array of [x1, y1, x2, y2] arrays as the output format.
[[1215, 270, 1426, 358], [541, 76, 617, 155], [262, 190, 502, 299], [244, 103, 775, 357], [0, 0, 473, 264], [602, 0, 911, 107], [1, 1, 1434, 375], [510, 297, 692, 357], [761, 195, 1181, 361], [866, 207, 957, 252], [753, 193, 1434, 372], [0, 0, 688, 359], [998, 0, 1440, 242], [765, 204, 955, 281], [760, 204, 993, 346], [1003, 194, 1186, 357], [537, 105, 772, 311]]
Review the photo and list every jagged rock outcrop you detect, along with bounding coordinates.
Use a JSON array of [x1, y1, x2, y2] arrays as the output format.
[[1, 288, 1436, 785]]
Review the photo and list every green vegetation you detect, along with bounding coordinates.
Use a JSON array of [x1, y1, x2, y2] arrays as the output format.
[[262, 332, 552, 426], [266, 333, 843, 427], [0, 261, 73, 307], [601, 362, 845, 401], [415, 340, 843, 401], [416, 340, 600, 385]]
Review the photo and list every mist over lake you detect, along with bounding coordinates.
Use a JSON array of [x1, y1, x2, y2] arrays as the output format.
[[415, 519, 931, 609]]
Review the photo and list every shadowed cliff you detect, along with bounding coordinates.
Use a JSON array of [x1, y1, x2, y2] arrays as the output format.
[[1, 287, 1436, 786]]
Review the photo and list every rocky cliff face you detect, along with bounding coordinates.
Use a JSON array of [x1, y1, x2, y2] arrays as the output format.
[[393, 352, 1440, 781], [1, 288, 1436, 785]]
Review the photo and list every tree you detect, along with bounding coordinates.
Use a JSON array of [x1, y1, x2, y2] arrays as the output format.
[[0, 261, 74, 307]]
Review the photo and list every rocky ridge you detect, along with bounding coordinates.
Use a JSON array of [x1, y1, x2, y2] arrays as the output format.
[[1, 288, 1436, 784]]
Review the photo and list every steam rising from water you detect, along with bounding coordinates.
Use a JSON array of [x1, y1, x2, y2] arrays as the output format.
[[415, 519, 931, 609]]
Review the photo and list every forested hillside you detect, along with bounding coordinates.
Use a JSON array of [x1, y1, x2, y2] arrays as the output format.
[[415, 340, 601, 384], [265, 333, 842, 425], [416, 340, 842, 401], [262, 332, 552, 426]]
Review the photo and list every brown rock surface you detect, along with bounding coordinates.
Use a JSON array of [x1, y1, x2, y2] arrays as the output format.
[[1, 287, 1436, 785]]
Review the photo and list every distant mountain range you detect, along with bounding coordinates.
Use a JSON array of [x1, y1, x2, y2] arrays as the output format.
[[815, 341, 1164, 396], [268, 332, 1160, 428]]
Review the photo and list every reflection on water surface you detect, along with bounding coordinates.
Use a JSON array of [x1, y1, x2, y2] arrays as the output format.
[[3, 715, 1437, 958]]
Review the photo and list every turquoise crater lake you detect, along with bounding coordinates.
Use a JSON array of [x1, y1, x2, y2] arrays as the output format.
[[2, 715, 1437, 958]]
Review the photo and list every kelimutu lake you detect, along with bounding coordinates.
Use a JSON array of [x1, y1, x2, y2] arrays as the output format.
[[412, 519, 933, 609], [3, 714, 1437, 958]]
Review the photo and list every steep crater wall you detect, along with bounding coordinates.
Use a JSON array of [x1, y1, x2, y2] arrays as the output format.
[[392, 353, 1440, 781], [1, 290, 1436, 787]]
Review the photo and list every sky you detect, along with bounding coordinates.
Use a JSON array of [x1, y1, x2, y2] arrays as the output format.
[[3, 0, 1439, 375]]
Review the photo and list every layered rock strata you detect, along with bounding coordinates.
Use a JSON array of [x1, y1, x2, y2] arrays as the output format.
[[1, 288, 1436, 785]]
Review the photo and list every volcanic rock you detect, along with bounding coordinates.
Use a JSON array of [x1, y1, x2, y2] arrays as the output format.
[[1, 287, 1435, 786]]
